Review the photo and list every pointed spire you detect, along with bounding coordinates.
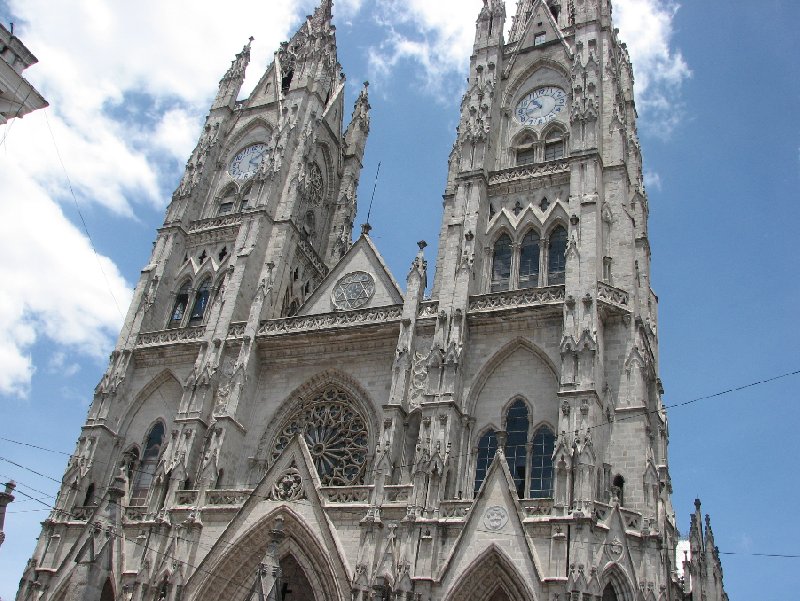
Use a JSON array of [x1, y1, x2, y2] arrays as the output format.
[[310, 0, 334, 33], [213, 37, 253, 109]]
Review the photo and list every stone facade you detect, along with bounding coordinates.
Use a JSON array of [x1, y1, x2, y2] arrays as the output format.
[[0, 22, 47, 123], [15, 1, 727, 600]]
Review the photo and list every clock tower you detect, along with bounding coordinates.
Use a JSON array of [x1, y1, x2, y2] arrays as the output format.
[[16, 2, 727, 601]]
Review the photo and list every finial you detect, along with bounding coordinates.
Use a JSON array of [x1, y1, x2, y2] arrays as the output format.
[[361, 223, 373, 236], [694, 498, 702, 511], [417, 241, 427, 251]]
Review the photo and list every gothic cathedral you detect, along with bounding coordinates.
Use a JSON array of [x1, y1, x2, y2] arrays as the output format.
[[16, 1, 727, 600]]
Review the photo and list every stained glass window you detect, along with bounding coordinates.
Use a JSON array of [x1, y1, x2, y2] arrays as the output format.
[[491, 234, 512, 292], [519, 231, 541, 289], [530, 426, 555, 498], [332, 272, 375, 311], [169, 282, 190, 326], [474, 429, 498, 495], [548, 226, 568, 285], [131, 422, 164, 504], [505, 400, 529, 498], [189, 279, 212, 323]]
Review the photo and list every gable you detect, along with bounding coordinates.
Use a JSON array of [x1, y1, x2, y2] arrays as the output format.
[[298, 235, 403, 316], [517, 0, 567, 53]]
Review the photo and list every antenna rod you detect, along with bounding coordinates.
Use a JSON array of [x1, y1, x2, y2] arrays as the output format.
[[366, 161, 382, 226]]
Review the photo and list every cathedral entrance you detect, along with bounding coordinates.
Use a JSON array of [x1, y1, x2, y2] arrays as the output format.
[[279, 554, 316, 601], [487, 589, 511, 601]]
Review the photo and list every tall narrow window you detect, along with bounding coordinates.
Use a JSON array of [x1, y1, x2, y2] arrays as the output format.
[[529, 426, 555, 498], [474, 429, 498, 495], [491, 234, 512, 292], [516, 148, 537, 165], [505, 400, 529, 498], [169, 282, 190, 327], [548, 226, 568, 285], [544, 130, 565, 161], [189, 279, 212, 324], [519, 231, 541, 289], [131, 422, 165, 505]]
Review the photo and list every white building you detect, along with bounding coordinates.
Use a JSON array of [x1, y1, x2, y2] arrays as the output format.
[[16, 2, 727, 600]]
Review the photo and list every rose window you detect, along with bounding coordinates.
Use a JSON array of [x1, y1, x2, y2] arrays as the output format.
[[332, 272, 375, 311], [272, 386, 369, 486], [307, 163, 324, 206]]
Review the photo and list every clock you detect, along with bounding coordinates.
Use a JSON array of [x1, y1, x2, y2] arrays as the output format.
[[229, 143, 269, 182], [515, 87, 567, 126]]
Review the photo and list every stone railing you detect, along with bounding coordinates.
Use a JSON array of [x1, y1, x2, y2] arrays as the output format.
[[488, 159, 570, 186], [468, 285, 565, 314], [440, 500, 472, 519], [597, 281, 631, 310], [256, 306, 403, 337], [136, 326, 206, 349], [319, 486, 371, 504], [384, 485, 413, 503], [297, 238, 330, 278], [205, 489, 252, 507], [521, 498, 554, 517], [187, 214, 243, 233], [123, 505, 148, 522], [174, 490, 199, 506], [70, 505, 98, 521]]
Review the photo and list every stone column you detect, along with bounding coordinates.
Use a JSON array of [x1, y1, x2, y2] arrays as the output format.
[[0, 481, 15, 549]]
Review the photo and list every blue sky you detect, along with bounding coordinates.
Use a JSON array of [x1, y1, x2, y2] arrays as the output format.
[[0, 1, 798, 598]]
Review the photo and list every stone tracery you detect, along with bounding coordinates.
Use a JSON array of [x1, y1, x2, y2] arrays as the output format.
[[271, 385, 369, 486]]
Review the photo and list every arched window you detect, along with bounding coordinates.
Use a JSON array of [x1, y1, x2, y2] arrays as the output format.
[[530, 426, 555, 498], [505, 400, 529, 498], [548, 226, 568, 285], [82, 483, 96, 507], [544, 130, 565, 161], [474, 429, 498, 495], [189, 279, 212, 324], [271, 385, 370, 486], [169, 282, 190, 327], [516, 147, 537, 165], [491, 234, 513, 292], [518, 231, 541, 289], [613, 474, 625, 506], [131, 422, 165, 505], [217, 188, 236, 215], [602, 583, 619, 601]]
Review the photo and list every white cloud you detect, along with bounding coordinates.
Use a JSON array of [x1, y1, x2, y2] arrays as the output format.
[[644, 170, 662, 192], [0, 0, 314, 397]]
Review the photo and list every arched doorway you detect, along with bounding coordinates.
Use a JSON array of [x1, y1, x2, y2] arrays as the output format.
[[603, 583, 619, 601], [99, 579, 114, 601], [279, 554, 315, 601]]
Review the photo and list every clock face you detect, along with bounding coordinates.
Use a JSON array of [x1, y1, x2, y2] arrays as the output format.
[[229, 143, 269, 182], [515, 87, 567, 126]]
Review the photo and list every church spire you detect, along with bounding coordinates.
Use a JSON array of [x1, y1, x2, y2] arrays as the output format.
[[213, 37, 253, 110]]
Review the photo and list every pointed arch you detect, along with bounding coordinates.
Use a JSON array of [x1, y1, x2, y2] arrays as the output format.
[[222, 116, 274, 160], [118, 370, 182, 435], [502, 60, 570, 111], [518, 228, 541, 288], [547, 224, 568, 285], [601, 564, 636, 601], [466, 337, 559, 416], [473, 427, 498, 495], [444, 544, 536, 601], [168, 279, 192, 327], [190, 507, 345, 601], [490, 232, 513, 292], [131, 420, 166, 504]]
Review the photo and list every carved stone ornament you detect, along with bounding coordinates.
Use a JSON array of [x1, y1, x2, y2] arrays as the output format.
[[483, 506, 509, 531], [272, 385, 369, 486], [268, 467, 306, 501], [605, 536, 624, 562]]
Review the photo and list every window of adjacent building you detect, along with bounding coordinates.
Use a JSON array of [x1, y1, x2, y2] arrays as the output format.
[[491, 234, 513, 292], [474, 429, 498, 495], [169, 282, 190, 326], [189, 279, 212, 324], [529, 426, 556, 498], [131, 422, 165, 505], [548, 225, 568, 285], [518, 231, 541, 289]]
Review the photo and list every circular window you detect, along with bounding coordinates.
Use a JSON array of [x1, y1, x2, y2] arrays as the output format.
[[331, 272, 375, 311]]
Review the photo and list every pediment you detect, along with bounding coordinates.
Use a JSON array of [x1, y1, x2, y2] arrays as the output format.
[[182, 435, 351, 600], [516, 0, 569, 54], [438, 451, 544, 596], [298, 234, 403, 316]]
